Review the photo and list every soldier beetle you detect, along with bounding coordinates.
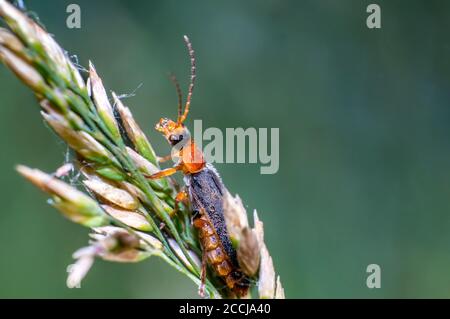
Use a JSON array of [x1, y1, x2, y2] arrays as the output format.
[[147, 36, 250, 297]]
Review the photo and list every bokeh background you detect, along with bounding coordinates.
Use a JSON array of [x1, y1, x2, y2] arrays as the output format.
[[0, 0, 450, 298]]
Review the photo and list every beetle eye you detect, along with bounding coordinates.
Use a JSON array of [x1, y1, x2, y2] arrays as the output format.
[[169, 134, 183, 144]]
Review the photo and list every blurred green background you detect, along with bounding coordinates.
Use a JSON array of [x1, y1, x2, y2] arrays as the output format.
[[1, 0, 450, 298]]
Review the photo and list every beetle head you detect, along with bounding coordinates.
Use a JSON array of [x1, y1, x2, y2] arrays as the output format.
[[155, 118, 189, 146]]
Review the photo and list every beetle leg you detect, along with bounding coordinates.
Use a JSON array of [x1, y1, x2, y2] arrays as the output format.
[[169, 189, 189, 217], [198, 249, 207, 298], [146, 164, 182, 180], [158, 190, 189, 230], [157, 154, 173, 163], [176, 189, 189, 203]]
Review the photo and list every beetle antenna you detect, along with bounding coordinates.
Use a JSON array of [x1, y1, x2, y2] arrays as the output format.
[[169, 73, 183, 120], [178, 35, 196, 124]]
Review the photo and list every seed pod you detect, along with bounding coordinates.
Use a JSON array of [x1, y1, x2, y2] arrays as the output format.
[[252, 210, 264, 243], [253, 210, 277, 299], [83, 179, 139, 210], [0, 1, 39, 46], [40, 99, 85, 131], [275, 276, 285, 299], [89, 62, 121, 140], [0, 0, 82, 86], [119, 181, 147, 202], [0, 28, 24, 53], [0, 46, 44, 91], [81, 167, 142, 201], [41, 110, 115, 165], [237, 227, 260, 277], [67, 227, 157, 288], [95, 166, 126, 181], [114, 92, 157, 165], [168, 239, 201, 272], [50, 197, 109, 227], [93, 226, 163, 251], [66, 251, 94, 288], [136, 231, 164, 251], [101, 205, 152, 232], [68, 58, 85, 90], [95, 231, 149, 263], [80, 164, 126, 184], [103, 249, 152, 263], [126, 147, 159, 176], [16, 165, 109, 227], [223, 191, 249, 244], [258, 244, 275, 299], [126, 147, 167, 191]]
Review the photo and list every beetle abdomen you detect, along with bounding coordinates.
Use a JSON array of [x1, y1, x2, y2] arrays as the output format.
[[194, 215, 249, 297]]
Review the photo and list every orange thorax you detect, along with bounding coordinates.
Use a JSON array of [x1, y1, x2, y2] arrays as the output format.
[[180, 140, 205, 174]]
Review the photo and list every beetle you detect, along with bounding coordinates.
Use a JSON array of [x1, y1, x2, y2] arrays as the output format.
[[147, 36, 250, 297]]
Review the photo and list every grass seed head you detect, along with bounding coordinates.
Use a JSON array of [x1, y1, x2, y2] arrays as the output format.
[[0, 46, 44, 90], [89, 62, 121, 140], [83, 179, 139, 211], [16, 165, 109, 227], [1, 1, 283, 298]]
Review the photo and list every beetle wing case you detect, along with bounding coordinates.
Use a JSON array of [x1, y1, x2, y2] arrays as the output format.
[[185, 164, 238, 266], [186, 164, 250, 296]]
